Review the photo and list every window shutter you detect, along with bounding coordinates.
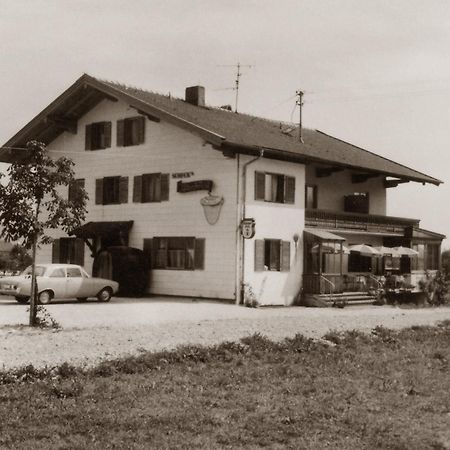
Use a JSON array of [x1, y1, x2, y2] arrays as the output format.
[[85, 124, 92, 150], [254, 239, 265, 271], [194, 238, 205, 270], [117, 119, 125, 146], [284, 176, 295, 204], [160, 173, 169, 201], [74, 239, 85, 266], [143, 238, 154, 268], [104, 121, 112, 148], [52, 239, 60, 263], [255, 172, 265, 200], [137, 116, 145, 144], [95, 179, 103, 205], [133, 175, 143, 203], [281, 241, 291, 272], [119, 177, 129, 203]]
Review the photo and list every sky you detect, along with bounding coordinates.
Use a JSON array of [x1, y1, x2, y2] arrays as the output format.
[[1, 0, 450, 245]]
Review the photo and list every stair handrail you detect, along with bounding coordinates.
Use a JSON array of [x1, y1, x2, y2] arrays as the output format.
[[366, 274, 383, 291], [320, 275, 335, 303]]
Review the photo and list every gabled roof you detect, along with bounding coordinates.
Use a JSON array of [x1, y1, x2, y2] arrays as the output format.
[[1, 74, 442, 185]]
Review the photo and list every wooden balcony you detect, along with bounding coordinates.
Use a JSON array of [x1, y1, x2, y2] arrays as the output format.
[[305, 209, 419, 235]]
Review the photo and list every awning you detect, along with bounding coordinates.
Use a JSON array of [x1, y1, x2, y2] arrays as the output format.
[[304, 229, 345, 242], [69, 221, 134, 239]]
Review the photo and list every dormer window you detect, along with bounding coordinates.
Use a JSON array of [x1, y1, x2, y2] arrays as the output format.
[[117, 116, 145, 147], [85, 122, 111, 150]]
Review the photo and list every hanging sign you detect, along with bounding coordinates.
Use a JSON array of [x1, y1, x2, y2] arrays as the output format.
[[241, 218, 255, 239], [177, 179, 213, 193], [172, 172, 194, 179]]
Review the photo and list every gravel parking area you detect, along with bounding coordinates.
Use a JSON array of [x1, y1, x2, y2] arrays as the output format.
[[1, 296, 449, 370]]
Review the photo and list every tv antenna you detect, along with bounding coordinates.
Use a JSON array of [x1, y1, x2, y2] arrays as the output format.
[[218, 62, 252, 112], [296, 89, 304, 143]]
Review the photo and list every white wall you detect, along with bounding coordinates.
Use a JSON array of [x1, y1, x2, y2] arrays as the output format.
[[305, 165, 387, 215], [40, 98, 238, 300], [241, 156, 305, 306]]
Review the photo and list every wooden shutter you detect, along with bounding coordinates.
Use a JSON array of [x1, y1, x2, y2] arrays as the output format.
[[74, 239, 85, 266], [119, 177, 129, 203], [255, 172, 265, 200], [254, 239, 265, 271], [194, 238, 205, 270], [281, 241, 291, 272], [133, 175, 143, 203], [85, 124, 92, 150], [284, 176, 295, 204], [160, 173, 169, 201], [117, 119, 125, 146], [143, 238, 154, 268], [95, 179, 103, 205], [137, 116, 145, 144], [52, 239, 60, 263], [103, 121, 112, 148]]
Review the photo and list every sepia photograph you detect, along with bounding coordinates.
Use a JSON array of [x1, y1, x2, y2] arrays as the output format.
[[0, 1, 449, 448]]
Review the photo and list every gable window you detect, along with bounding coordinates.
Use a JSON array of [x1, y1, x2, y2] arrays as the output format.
[[68, 179, 85, 202], [143, 237, 205, 271], [117, 116, 145, 147], [52, 238, 85, 266], [85, 122, 111, 150], [305, 184, 318, 209], [254, 239, 291, 272], [255, 172, 295, 204], [133, 173, 169, 203], [95, 176, 129, 205]]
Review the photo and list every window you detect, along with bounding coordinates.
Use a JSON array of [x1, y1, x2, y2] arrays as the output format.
[[348, 251, 373, 272], [68, 179, 85, 202], [254, 239, 291, 272], [344, 193, 369, 214], [305, 185, 318, 209], [67, 267, 82, 278], [117, 116, 145, 147], [255, 172, 295, 204], [52, 238, 85, 266], [95, 176, 129, 205], [49, 268, 66, 278], [143, 237, 205, 270], [411, 243, 440, 271], [133, 173, 170, 203], [85, 122, 111, 150]]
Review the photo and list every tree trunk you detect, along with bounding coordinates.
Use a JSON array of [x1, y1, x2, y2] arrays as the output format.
[[29, 233, 38, 326]]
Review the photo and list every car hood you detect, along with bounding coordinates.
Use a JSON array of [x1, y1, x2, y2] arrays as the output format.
[[0, 276, 28, 284]]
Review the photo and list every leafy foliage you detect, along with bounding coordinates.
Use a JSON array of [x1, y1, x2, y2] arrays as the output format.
[[0, 141, 88, 248]]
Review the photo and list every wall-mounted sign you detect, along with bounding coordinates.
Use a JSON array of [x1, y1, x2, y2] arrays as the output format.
[[241, 218, 255, 239], [172, 172, 194, 179], [177, 179, 213, 193]]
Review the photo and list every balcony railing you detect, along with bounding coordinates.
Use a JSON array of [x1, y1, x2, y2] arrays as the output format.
[[305, 209, 419, 235]]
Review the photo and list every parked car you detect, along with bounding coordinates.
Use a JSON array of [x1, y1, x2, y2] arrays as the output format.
[[0, 264, 119, 304]]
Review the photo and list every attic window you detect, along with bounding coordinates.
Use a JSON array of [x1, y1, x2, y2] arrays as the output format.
[[117, 116, 145, 147], [85, 122, 111, 150]]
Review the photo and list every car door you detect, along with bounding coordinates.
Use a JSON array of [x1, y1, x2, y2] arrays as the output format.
[[45, 267, 67, 299], [65, 267, 85, 298]]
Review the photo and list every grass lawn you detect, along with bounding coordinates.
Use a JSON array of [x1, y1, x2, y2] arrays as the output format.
[[0, 322, 449, 449]]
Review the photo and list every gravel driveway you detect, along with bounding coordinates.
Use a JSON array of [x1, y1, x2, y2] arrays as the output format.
[[1, 297, 449, 370]]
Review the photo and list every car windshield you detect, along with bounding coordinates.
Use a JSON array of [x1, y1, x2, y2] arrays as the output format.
[[21, 266, 46, 277]]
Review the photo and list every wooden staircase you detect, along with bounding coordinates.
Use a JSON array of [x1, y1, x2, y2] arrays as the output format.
[[303, 291, 379, 307]]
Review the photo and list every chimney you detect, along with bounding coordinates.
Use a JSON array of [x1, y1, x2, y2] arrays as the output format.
[[185, 86, 205, 107]]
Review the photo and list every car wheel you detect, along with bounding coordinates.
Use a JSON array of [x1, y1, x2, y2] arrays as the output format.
[[77, 297, 88, 302], [38, 290, 52, 305], [15, 296, 30, 304], [97, 288, 112, 302]]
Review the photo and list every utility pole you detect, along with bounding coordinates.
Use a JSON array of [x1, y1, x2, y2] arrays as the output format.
[[296, 89, 304, 143]]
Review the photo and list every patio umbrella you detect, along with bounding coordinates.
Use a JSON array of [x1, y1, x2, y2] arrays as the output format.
[[374, 246, 400, 257], [348, 244, 380, 257], [392, 246, 419, 257]]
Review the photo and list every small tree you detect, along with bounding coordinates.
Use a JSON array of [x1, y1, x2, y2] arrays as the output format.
[[0, 141, 87, 326]]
